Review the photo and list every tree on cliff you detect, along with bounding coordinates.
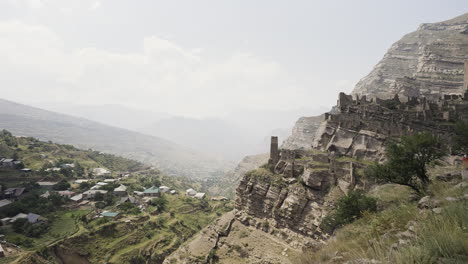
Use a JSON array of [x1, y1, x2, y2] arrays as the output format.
[[366, 132, 446, 193]]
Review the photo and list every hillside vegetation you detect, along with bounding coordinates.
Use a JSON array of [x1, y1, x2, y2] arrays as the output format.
[[0, 130, 234, 263], [0, 98, 233, 179]]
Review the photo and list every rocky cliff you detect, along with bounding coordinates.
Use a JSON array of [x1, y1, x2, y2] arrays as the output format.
[[164, 13, 468, 264], [281, 115, 323, 150], [352, 13, 468, 99]]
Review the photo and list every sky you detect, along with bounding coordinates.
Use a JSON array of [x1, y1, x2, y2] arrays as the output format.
[[0, 0, 466, 118]]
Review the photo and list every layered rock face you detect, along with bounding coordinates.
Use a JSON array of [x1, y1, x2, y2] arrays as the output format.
[[281, 115, 323, 150], [353, 13, 468, 99], [235, 149, 366, 242], [235, 90, 468, 245]]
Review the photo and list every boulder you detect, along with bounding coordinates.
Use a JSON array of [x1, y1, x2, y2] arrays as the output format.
[[301, 169, 330, 190]]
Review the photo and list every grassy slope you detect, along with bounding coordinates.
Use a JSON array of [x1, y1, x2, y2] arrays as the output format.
[[296, 172, 468, 263], [0, 132, 230, 263], [16, 196, 234, 264]]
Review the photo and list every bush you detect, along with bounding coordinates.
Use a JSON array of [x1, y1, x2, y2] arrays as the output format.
[[321, 190, 377, 233], [366, 132, 445, 193], [53, 180, 71, 191], [12, 218, 48, 237], [149, 197, 168, 213]]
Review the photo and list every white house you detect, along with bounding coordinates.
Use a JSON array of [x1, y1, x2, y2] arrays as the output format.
[[83, 190, 108, 199], [186, 188, 197, 196], [74, 179, 89, 184], [104, 179, 118, 183], [113, 185, 127, 196], [194, 193, 206, 200], [70, 194, 83, 202], [93, 168, 111, 177]]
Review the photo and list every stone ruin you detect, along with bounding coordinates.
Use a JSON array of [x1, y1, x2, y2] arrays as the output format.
[[311, 89, 468, 162], [236, 61, 468, 243], [268, 136, 280, 165]]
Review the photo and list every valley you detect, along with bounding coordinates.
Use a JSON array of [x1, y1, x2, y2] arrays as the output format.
[[0, 6, 467, 264]]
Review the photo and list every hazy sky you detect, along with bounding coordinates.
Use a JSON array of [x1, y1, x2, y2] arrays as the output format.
[[0, 0, 466, 118]]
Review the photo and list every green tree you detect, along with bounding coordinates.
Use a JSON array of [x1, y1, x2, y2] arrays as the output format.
[[94, 192, 104, 201], [149, 197, 168, 212], [366, 132, 445, 193], [321, 190, 377, 233], [53, 180, 71, 191]]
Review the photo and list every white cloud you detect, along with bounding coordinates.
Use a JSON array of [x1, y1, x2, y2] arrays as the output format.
[[0, 21, 310, 117]]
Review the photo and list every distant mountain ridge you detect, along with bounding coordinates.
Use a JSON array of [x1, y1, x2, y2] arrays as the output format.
[[0, 98, 233, 178]]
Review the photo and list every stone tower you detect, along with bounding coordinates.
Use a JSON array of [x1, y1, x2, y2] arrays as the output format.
[[464, 61, 468, 90], [269, 136, 279, 165]]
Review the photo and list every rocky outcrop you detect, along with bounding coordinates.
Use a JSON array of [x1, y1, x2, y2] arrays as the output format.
[[235, 149, 369, 241], [228, 13, 468, 258], [352, 13, 468, 99], [282, 115, 324, 150]]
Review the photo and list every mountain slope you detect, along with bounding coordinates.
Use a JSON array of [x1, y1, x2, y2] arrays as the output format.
[[352, 13, 468, 99], [0, 98, 232, 178]]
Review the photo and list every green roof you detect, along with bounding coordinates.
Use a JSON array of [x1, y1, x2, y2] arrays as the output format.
[[101, 212, 119, 217], [143, 186, 160, 194]]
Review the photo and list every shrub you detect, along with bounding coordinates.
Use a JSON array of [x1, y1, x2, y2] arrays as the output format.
[[366, 132, 446, 193], [53, 180, 71, 191], [149, 197, 168, 212], [321, 190, 377, 233]]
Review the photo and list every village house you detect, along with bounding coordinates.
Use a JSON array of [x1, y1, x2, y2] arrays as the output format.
[[169, 190, 178, 195], [185, 188, 197, 197], [4, 213, 47, 225], [4, 187, 25, 199], [37, 181, 58, 189], [93, 168, 111, 177], [83, 190, 108, 199], [101, 211, 119, 218], [58, 191, 76, 198], [70, 194, 83, 203], [20, 168, 32, 173], [60, 163, 75, 169], [74, 179, 89, 184], [40, 191, 50, 198], [113, 185, 127, 196], [119, 196, 137, 204], [45, 167, 61, 172], [143, 186, 160, 197], [0, 199, 12, 210], [10, 213, 27, 223], [194, 193, 206, 200], [104, 179, 118, 183], [133, 191, 144, 196], [0, 158, 22, 169], [0, 217, 10, 226], [27, 213, 47, 224]]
